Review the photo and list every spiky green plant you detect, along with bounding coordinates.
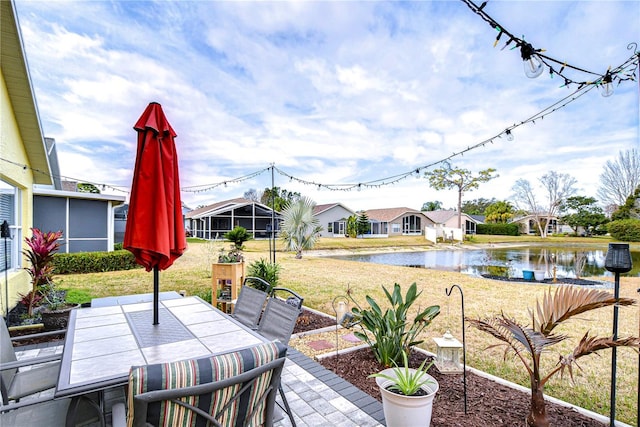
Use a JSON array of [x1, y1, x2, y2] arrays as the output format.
[[279, 197, 322, 259], [369, 350, 435, 395], [468, 286, 639, 427], [350, 282, 440, 367]]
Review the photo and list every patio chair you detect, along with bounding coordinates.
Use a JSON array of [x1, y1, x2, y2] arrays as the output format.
[[0, 322, 104, 426], [256, 295, 304, 427], [112, 341, 287, 427], [269, 287, 304, 311], [0, 321, 63, 410], [230, 280, 269, 328]]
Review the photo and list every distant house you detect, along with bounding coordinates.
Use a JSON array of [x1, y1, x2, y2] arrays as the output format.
[[313, 203, 355, 237], [363, 207, 433, 237], [185, 198, 280, 240], [511, 214, 559, 235], [422, 209, 481, 243], [423, 210, 480, 235]]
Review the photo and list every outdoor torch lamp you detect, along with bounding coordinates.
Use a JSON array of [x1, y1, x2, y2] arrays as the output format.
[[604, 243, 632, 427], [433, 331, 464, 374]]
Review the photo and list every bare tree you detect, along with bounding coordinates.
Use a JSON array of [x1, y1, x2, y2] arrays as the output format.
[[597, 148, 640, 208], [511, 171, 577, 237], [243, 188, 260, 202]]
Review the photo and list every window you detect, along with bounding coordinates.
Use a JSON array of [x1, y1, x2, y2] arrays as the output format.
[[327, 222, 333, 233], [0, 180, 22, 272], [392, 223, 400, 233], [402, 215, 422, 233]]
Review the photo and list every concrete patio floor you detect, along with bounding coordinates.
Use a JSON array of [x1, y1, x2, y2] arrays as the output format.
[[14, 341, 385, 426]]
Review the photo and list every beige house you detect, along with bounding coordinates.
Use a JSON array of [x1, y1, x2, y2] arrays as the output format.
[[1, 1, 54, 314], [313, 202, 355, 237], [511, 214, 559, 235], [364, 207, 433, 237], [423, 209, 480, 235]]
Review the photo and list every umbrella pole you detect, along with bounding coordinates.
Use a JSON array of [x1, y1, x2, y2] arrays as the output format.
[[153, 266, 159, 325]]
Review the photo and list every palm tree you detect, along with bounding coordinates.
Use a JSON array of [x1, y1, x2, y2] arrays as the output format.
[[468, 286, 639, 427], [279, 197, 323, 259]]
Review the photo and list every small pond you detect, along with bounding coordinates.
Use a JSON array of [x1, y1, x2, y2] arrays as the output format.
[[329, 246, 640, 279]]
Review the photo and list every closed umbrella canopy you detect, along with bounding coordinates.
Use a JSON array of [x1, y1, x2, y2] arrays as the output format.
[[124, 102, 187, 323]]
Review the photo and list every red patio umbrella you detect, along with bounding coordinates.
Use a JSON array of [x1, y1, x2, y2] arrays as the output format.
[[124, 102, 187, 324]]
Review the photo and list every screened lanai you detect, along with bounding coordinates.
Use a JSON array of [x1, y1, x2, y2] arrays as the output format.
[[186, 198, 280, 240]]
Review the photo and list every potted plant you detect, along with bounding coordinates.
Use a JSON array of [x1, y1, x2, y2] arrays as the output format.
[[40, 281, 80, 330], [370, 350, 439, 427], [217, 226, 252, 263]]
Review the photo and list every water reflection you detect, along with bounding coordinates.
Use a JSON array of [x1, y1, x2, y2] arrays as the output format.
[[330, 247, 640, 278]]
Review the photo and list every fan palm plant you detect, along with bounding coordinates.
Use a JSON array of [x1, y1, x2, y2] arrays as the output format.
[[279, 197, 322, 259], [468, 286, 639, 427]]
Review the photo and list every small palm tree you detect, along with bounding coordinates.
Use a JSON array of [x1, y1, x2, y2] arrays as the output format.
[[279, 197, 322, 259], [468, 286, 639, 427]]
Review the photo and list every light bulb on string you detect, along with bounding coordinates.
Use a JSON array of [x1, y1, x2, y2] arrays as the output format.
[[520, 41, 544, 79], [505, 130, 514, 142], [598, 69, 614, 97]]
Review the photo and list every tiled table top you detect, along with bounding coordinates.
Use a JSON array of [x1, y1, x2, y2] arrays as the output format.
[[56, 296, 267, 398]]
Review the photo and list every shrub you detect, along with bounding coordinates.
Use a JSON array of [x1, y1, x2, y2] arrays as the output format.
[[53, 250, 140, 274], [607, 219, 640, 242], [477, 223, 520, 236], [246, 258, 280, 291], [350, 282, 440, 368]]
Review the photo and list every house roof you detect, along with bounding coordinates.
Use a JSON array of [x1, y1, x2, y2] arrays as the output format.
[[365, 207, 424, 222], [33, 187, 126, 204], [423, 209, 482, 225], [185, 197, 277, 219], [313, 202, 355, 216], [423, 209, 458, 224], [1, 1, 52, 185]]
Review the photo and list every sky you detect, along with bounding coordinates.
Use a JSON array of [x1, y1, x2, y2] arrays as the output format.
[[11, 0, 640, 212]]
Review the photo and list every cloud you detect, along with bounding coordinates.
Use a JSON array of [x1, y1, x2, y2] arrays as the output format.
[[11, 1, 639, 212]]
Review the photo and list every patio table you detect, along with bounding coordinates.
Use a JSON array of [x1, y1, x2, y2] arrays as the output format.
[[55, 295, 269, 401]]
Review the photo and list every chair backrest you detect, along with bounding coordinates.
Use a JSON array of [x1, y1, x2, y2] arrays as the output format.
[[243, 276, 272, 293], [127, 341, 287, 427], [256, 297, 301, 346], [231, 285, 268, 328], [0, 321, 18, 404], [269, 287, 304, 310]]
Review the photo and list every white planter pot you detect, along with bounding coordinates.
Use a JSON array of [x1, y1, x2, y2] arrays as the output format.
[[375, 368, 439, 427], [533, 269, 546, 280]]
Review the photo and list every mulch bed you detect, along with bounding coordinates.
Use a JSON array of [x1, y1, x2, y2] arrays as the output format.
[[319, 347, 606, 427], [293, 308, 336, 333], [292, 309, 607, 425]]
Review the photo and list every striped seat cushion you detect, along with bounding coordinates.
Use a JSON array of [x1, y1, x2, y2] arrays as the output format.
[[127, 341, 285, 427]]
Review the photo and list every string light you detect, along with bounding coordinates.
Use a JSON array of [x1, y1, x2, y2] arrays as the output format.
[[460, 0, 639, 93], [505, 129, 514, 141]]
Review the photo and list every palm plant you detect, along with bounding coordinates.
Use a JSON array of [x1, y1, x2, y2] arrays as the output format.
[[279, 197, 322, 259], [468, 286, 639, 427]]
